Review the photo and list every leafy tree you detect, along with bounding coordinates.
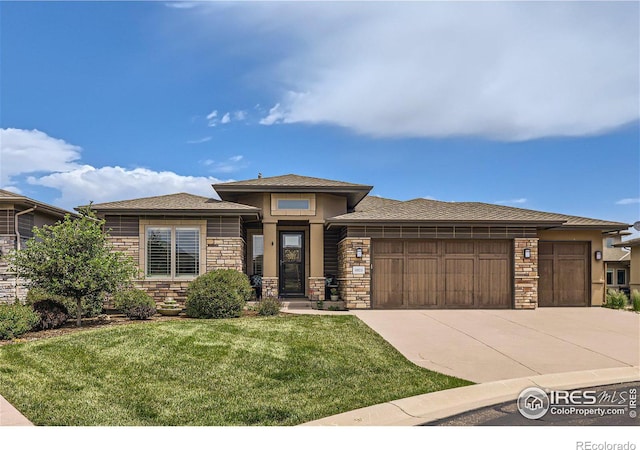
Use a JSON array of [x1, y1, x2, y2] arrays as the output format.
[[8, 207, 138, 327]]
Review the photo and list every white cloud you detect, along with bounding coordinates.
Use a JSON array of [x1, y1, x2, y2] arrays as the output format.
[[28, 165, 226, 209], [186, 136, 212, 144], [0, 128, 82, 187], [259, 103, 285, 125], [234, 110, 247, 121], [211, 2, 638, 141], [200, 155, 246, 174], [616, 198, 640, 205], [206, 110, 217, 120], [496, 198, 527, 205], [165, 2, 199, 9], [220, 113, 231, 124]]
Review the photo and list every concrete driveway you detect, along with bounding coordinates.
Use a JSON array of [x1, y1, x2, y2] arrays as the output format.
[[352, 308, 640, 383]]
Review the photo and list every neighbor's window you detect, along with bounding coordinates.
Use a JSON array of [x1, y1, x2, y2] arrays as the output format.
[[252, 235, 264, 276], [146, 226, 200, 278], [616, 269, 626, 286], [606, 270, 613, 286], [277, 199, 310, 210], [606, 238, 614, 248]]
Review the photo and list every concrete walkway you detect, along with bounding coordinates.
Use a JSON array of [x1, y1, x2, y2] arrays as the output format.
[[0, 395, 32, 426]]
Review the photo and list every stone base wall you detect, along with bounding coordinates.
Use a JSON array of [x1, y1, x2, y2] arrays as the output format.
[[0, 235, 27, 304], [206, 238, 245, 272], [514, 237, 539, 309], [308, 277, 325, 301], [262, 277, 278, 298], [134, 280, 191, 304], [337, 238, 371, 309], [109, 236, 140, 262]]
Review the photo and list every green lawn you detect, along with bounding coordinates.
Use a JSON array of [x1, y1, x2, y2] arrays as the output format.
[[0, 315, 471, 426]]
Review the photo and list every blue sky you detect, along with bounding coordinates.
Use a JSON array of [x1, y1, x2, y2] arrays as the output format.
[[1, 1, 638, 234]]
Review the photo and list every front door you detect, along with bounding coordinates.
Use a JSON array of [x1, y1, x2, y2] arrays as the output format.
[[280, 232, 305, 297]]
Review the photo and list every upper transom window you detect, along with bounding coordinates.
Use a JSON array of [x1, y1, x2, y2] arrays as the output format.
[[277, 199, 310, 210]]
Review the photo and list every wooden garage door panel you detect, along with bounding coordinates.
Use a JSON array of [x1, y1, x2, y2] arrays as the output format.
[[375, 240, 404, 255], [406, 258, 438, 307], [373, 258, 404, 308], [373, 239, 512, 309], [444, 241, 475, 255], [477, 258, 511, 307], [443, 258, 474, 307], [406, 240, 438, 254], [538, 241, 589, 307], [538, 258, 554, 307], [555, 259, 588, 306]]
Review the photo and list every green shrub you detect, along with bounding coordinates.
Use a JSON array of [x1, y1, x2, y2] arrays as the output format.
[[257, 296, 281, 316], [26, 288, 103, 318], [186, 269, 252, 319], [32, 299, 69, 330], [113, 289, 157, 320], [604, 289, 628, 309], [631, 290, 640, 312], [0, 303, 39, 340]]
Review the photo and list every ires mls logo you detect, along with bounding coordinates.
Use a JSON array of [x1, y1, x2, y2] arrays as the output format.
[[517, 387, 550, 419]]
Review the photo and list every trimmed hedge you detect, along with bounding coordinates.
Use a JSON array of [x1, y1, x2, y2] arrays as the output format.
[[0, 303, 39, 340], [113, 289, 157, 320], [186, 270, 252, 319]]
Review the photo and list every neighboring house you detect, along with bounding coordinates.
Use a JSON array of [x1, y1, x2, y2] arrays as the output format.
[[613, 237, 640, 294], [0, 189, 73, 303], [88, 174, 629, 310], [603, 232, 631, 294]]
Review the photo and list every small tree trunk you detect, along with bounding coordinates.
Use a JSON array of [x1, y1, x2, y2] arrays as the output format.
[[76, 297, 82, 327]]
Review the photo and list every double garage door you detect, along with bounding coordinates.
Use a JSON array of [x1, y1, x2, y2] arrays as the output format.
[[372, 239, 590, 309], [372, 239, 513, 309]]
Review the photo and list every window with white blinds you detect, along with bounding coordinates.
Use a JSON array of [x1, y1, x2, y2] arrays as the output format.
[[176, 228, 199, 277], [146, 226, 200, 278], [147, 227, 171, 277]]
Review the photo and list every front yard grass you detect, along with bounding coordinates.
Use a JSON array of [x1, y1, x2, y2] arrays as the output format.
[[0, 315, 471, 426]]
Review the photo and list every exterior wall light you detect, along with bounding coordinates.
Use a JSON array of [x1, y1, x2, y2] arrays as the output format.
[[594, 250, 602, 261], [356, 247, 363, 258], [523, 248, 531, 259]]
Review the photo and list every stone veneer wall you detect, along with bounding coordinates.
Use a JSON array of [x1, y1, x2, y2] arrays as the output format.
[[307, 277, 325, 301], [514, 237, 539, 309], [261, 277, 278, 298], [206, 237, 245, 272], [107, 236, 246, 305], [337, 237, 371, 309], [0, 235, 27, 304]]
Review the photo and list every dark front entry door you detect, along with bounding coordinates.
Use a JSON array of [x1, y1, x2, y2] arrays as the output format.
[[280, 232, 305, 297]]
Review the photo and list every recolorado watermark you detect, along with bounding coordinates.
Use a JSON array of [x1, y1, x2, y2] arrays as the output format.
[[517, 385, 637, 420], [575, 442, 636, 450]]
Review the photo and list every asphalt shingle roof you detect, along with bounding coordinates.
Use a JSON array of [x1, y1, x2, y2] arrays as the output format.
[[213, 174, 371, 189], [86, 193, 260, 212], [613, 237, 640, 247], [329, 198, 629, 229], [0, 189, 74, 217], [354, 196, 403, 212]]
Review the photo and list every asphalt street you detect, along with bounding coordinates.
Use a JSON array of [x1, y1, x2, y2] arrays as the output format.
[[427, 382, 639, 426]]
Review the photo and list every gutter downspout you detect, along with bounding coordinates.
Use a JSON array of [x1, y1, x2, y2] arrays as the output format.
[[14, 205, 37, 301]]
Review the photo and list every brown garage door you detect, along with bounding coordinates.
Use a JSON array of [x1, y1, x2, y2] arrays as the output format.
[[538, 241, 590, 307], [372, 239, 512, 309]]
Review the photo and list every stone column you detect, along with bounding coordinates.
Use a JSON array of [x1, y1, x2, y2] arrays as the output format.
[[262, 222, 278, 298], [514, 237, 538, 309], [308, 223, 325, 301], [337, 237, 371, 309]]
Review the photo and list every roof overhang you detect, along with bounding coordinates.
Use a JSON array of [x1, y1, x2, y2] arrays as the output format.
[[92, 208, 261, 219], [325, 219, 567, 229], [213, 185, 373, 210], [1, 198, 76, 219]]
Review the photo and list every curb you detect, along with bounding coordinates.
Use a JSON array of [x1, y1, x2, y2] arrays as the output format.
[[300, 366, 640, 426]]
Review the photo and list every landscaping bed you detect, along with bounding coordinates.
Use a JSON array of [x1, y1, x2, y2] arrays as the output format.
[[0, 315, 471, 426]]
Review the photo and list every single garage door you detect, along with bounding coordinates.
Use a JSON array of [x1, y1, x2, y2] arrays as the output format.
[[372, 239, 513, 309], [538, 241, 590, 307]]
